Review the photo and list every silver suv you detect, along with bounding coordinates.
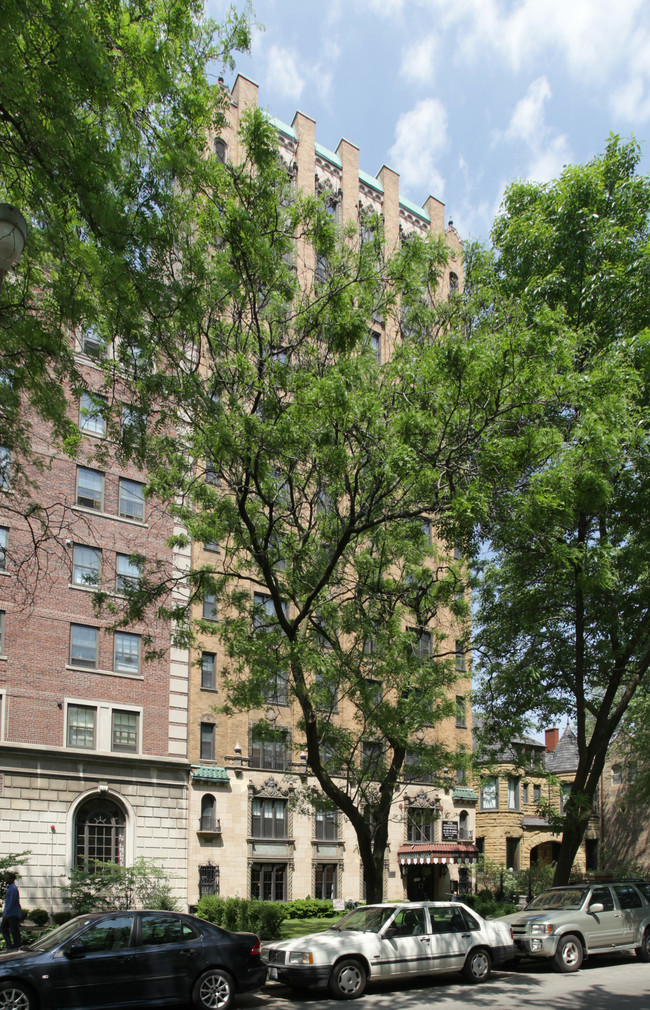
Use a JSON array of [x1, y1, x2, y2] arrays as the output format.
[[499, 881, 650, 972]]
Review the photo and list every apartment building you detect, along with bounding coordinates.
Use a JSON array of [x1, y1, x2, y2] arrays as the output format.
[[0, 342, 190, 910], [185, 76, 475, 908]]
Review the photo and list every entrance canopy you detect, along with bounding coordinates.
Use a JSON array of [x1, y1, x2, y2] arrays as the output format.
[[398, 842, 479, 866]]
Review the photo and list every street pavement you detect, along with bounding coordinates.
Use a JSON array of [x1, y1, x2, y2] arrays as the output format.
[[239, 952, 650, 1010]]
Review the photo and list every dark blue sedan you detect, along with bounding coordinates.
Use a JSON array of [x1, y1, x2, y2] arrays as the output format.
[[0, 910, 266, 1010]]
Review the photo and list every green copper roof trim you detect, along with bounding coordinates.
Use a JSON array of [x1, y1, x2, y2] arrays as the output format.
[[453, 787, 479, 802], [399, 195, 430, 223], [267, 115, 298, 141], [191, 765, 229, 782], [315, 141, 342, 169], [359, 169, 384, 194]]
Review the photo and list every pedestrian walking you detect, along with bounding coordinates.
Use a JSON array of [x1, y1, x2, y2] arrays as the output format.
[[2, 872, 22, 951]]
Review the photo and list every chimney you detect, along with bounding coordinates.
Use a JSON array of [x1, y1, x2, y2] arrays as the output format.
[[545, 727, 559, 753]]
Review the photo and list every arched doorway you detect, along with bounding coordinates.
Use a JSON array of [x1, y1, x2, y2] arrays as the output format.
[[74, 796, 126, 868], [530, 840, 560, 866]]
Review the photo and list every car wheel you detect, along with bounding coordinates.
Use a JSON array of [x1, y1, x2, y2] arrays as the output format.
[[462, 947, 492, 983], [553, 934, 583, 973], [192, 968, 236, 1010], [636, 926, 650, 962], [0, 983, 35, 1010], [328, 958, 367, 999]]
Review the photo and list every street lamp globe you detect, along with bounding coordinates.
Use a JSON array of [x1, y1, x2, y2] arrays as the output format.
[[0, 203, 27, 275]]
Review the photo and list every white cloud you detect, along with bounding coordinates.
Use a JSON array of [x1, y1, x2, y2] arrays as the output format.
[[265, 44, 305, 102], [360, 0, 406, 17], [389, 98, 448, 196], [400, 34, 438, 84], [496, 77, 571, 184]]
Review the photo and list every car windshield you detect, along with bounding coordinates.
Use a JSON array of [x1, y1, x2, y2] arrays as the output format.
[[24, 916, 96, 952], [526, 888, 589, 911], [332, 906, 396, 933]]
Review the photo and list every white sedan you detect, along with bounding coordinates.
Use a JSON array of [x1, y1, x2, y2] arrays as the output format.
[[263, 901, 515, 999]]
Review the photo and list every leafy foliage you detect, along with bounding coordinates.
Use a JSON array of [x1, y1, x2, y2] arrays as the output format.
[[60, 858, 178, 914], [472, 137, 650, 883], [195, 895, 288, 939]]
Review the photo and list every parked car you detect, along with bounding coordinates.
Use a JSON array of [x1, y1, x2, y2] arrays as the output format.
[[263, 901, 515, 998], [499, 881, 650, 972], [0, 909, 266, 1010]]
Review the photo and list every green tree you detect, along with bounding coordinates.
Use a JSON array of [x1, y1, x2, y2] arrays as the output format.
[[113, 110, 561, 902], [0, 0, 250, 553], [472, 137, 650, 885]]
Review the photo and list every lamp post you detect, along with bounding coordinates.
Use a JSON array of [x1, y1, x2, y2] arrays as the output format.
[[0, 204, 27, 291]]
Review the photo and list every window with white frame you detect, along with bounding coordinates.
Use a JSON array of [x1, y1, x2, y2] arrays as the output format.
[[72, 545, 101, 587], [481, 776, 499, 810], [79, 392, 107, 436], [81, 328, 104, 359], [200, 722, 215, 761], [201, 652, 216, 691], [76, 467, 104, 511], [111, 710, 139, 752], [455, 640, 466, 672], [70, 624, 99, 669], [0, 527, 7, 570], [114, 632, 140, 674], [0, 448, 10, 489], [508, 777, 520, 810], [202, 593, 218, 621], [200, 794, 217, 831], [115, 553, 141, 593], [67, 704, 96, 748], [118, 479, 145, 521], [75, 797, 125, 868]]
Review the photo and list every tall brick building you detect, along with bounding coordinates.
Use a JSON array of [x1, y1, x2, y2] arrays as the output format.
[[0, 342, 190, 910], [185, 76, 475, 908]]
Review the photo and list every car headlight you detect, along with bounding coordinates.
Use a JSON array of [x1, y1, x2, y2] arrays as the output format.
[[530, 924, 553, 935], [288, 951, 314, 965]]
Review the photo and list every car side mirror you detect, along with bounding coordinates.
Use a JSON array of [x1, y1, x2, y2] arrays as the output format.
[[66, 943, 87, 959], [589, 902, 604, 914]]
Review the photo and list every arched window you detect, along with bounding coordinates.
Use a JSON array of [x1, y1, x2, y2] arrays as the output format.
[[214, 138, 227, 163], [75, 797, 125, 869], [459, 809, 470, 840], [200, 794, 217, 831]]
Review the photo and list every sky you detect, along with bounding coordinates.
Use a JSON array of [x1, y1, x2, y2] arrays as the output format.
[[207, 0, 650, 244]]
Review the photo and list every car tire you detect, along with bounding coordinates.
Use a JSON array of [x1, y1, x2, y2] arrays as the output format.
[[328, 958, 367, 999], [0, 982, 35, 1010], [553, 934, 583, 973], [462, 947, 492, 983], [192, 968, 236, 1010], [636, 926, 650, 962]]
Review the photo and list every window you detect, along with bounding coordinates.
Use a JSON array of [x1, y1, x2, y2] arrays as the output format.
[[200, 722, 215, 761], [533, 783, 542, 803], [111, 710, 139, 752], [589, 885, 613, 912], [508, 777, 520, 810], [421, 518, 432, 544], [459, 809, 471, 840], [456, 766, 466, 785], [201, 652, 216, 691], [506, 837, 520, 871], [140, 913, 198, 945], [254, 591, 275, 628], [455, 695, 466, 728], [70, 624, 99, 669], [449, 271, 459, 295], [114, 632, 140, 674], [0, 448, 9, 489], [522, 783, 529, 804], [118, 479, 145, 521], [264, 669, 289, 706], [79, 392, 107, 436], [115, 553, 141, 593], [611, 764, 623, 786], [560, 783, 571, 813], [613, 884, 643, 909], [315, 809, 338, 841], [213, 138, 227, 163], [251, 863, 286, 901], [407, 806, 437, 843], [315, 863, 337, 900], [200, 794, 217, 832], [204, 459, 220, 486], [251, 727, 288, 770], [76, 467, 104, 511], [455, 640, 466, 672], [203, 540, 220, 553], [481, 776, 499, 810], [202, 593, 218, 621], [73, 545, 101, 587], [0, 610, 4, 654], [67, 704, 96, 748], [370, 331, 381, 364], [411, 628, 432, 660], [0, 527, 7, 570], [81, 329, 104, 358], [361, 740, 383, 776], [75, 797, 125, 868], [199, 864, 219, 898], [251, 797, 287, 839], [315, 669, 338, 712]]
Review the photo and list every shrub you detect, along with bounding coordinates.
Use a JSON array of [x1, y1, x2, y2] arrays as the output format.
[[284, 898, 337, 919], [27, 909, 49, 927], [195, 895, 288, 939], [60, 858, 178, 914], [53, 911, 74, 926], [196, 895, 225, 926]]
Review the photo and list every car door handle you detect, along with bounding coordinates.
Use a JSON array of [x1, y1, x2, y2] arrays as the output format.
[[179, 949, 195, 956], [461, 933, 471, 938], [419, 937, 430, 943]]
